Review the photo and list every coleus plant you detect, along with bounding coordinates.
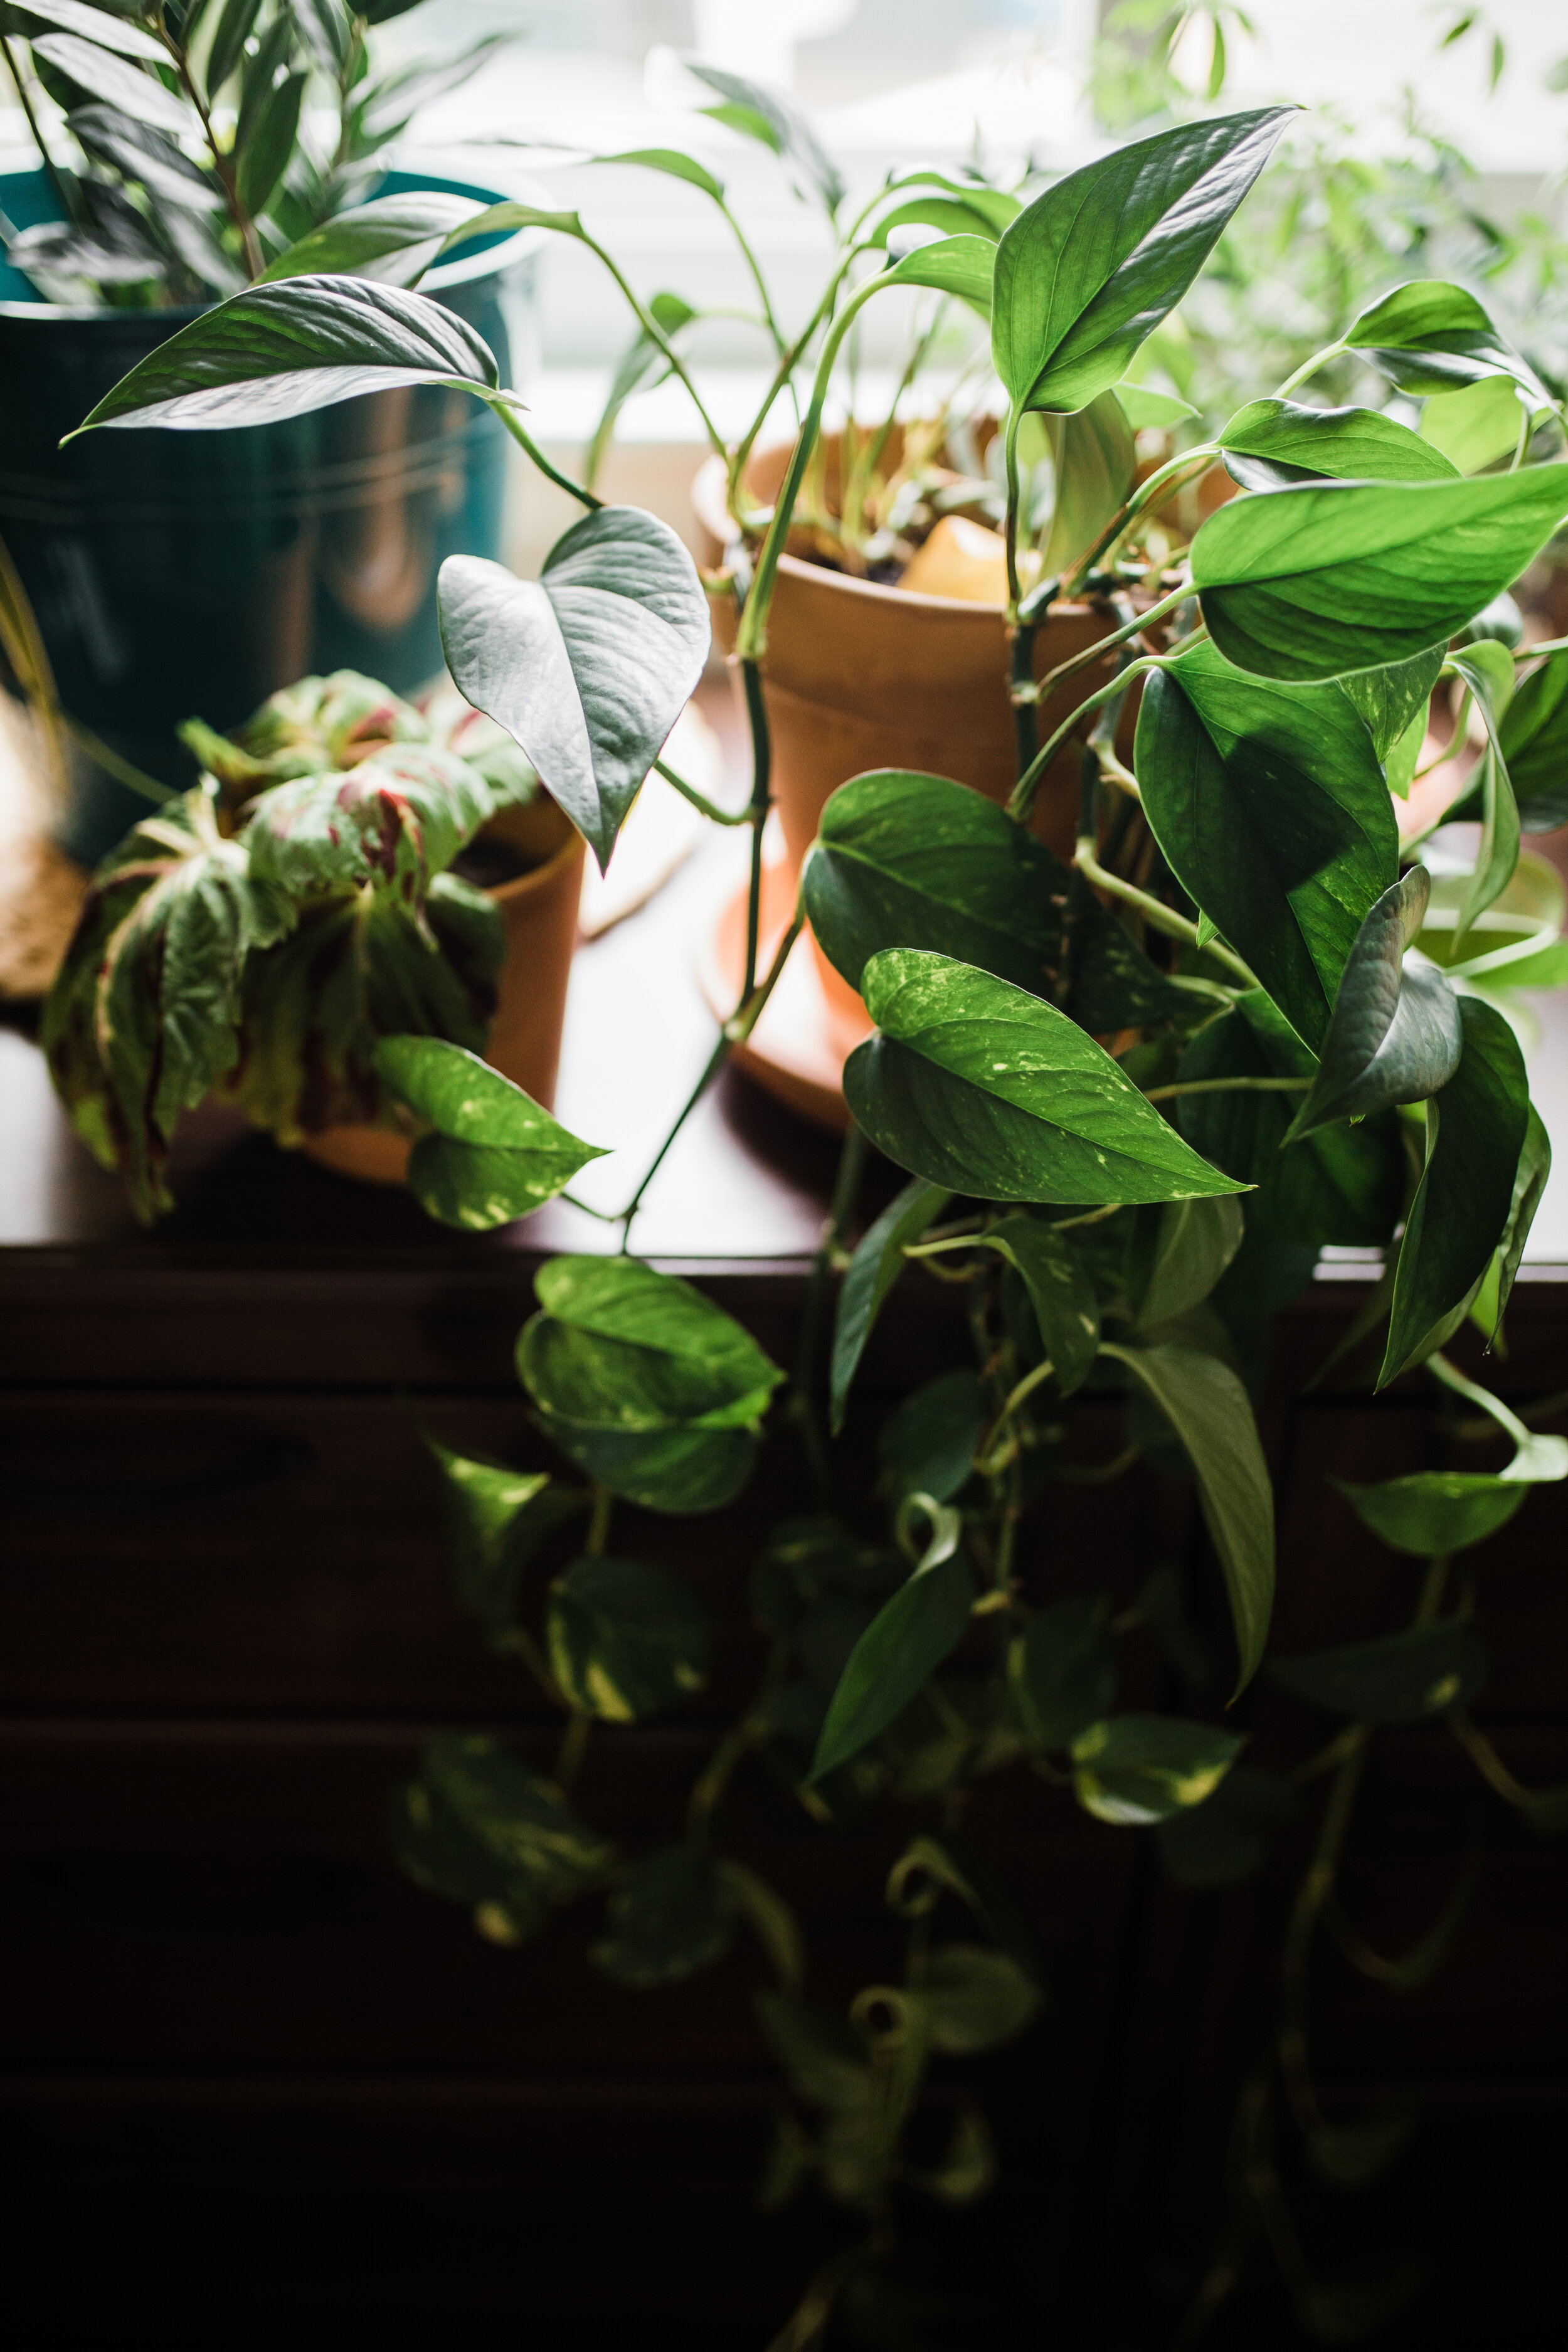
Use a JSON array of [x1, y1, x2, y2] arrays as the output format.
[[57, 77, 1568, 2342], [0, 0, 502, 304]]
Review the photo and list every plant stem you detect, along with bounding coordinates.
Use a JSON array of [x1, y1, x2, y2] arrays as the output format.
[[552, 1709, 591, 1791], [1007, 586, 1192, 824], [156, 16, 264, 280], [1002, 406, 1023, 613], [2, 34, 75, 224], [1272, 338, 1348, 399], [586, 1481, 612, 1554], [1059, 446, 1220, 595], [1074, 835, 1259, 986], [793, 1120, 869, 1507], [740, 656, 773, 997], [1143, 1075, 1309, 1102], [578, 228, 727, 458], [492, 401, 603, 507], [719, 198, 794, 390], [652, 756, 749, 825]]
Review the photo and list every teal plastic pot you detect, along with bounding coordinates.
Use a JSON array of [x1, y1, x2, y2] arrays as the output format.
[[0, 170, 538, 864]]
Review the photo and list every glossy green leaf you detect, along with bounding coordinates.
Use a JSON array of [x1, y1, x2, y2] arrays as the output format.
[[1115, 381, 1199, 430], [988, 1215, 1101, 1393], [684, 58, 845, 213], [374, 1037, 607, 1231], [880, 231, 997, 309], [871, 193, 1010, 246], [830, 1176, 951, 1435], [1190, 468, 1568, 681], [1007, 1596, 1116, 1749], [1137, 1195, 1245, 1330], [236, 66, 305, 219], [1380, 997, 1528, 1387], [425, 1440, 585, 1640], [1334, 1471, 1527, 1555], [438, 509, 709, 870], [810, 1510, 974, 1781], [877, 1370, 987, 1505], [1267, 1621, 1488, 1722], [258, 192, 492, 287], [204, 0, 263, 93], [1136, 640, 1397, 1047], [1285, 871, 1463, 1140], [991, 108, 1291, 414], [548, 1555, 714, 1721], [30, 31, 189, 134], [1499, 649, 1568, 832], [593, 147, 724, 201], [1345, 278, 1551, 405], [1218, 396, 1459, 490], [1339, 645, 1445, 786], [533, 1420, 759, 1515], [915, 1946, 1039, 2054], [1421, 376, 1535, 475], [520, 1255, 782, 1429], [844, 950, 1242, 1206], [804, 769, 1188, 1031], [1070, 1714, 1245, 1825], [591, 1844, 736, 1985], [1154, 1766, 1300, 1886], [389, 1733, 613, 1939], [1101, 1343, 1274, 1688], [72, 274, 498, 435], [374, 1036, 586, 1152]]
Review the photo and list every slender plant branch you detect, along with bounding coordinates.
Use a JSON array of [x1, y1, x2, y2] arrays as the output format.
[[2, 34, 75, 223], [1143, 1075, 1309, 1102], [155, 16, 264, 280], [1073, 835, 1259, 987], [653, 757, 749, 825], [492, 401, 604, 507]]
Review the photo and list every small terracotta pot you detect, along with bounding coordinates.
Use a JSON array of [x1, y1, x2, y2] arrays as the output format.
[[693, 438, 1134, 1021], [302, 793, 585, 1185]]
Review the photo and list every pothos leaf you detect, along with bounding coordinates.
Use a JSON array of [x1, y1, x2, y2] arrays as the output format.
[[1070, 1714, 1245, 1826], [375, 1037, 608, 1232], [438, 511, 709, 871], [391, 1733, 613, 1940], [1217, 397, 1459, 490], [830, 1176, 953, 1435], [809, 1503, 974, 1781], [547, 1556, 714, 1722], [1344, 278, 1552, 407], [425, 1441, 586, 1641], [1136, 1196, 1246, 1330], [1499, 649, 1568, 832], [987, 1215, 1101, 1393], [591, 1844, 736, 1985], [683, 56, 846, 213], [1445, 640, 1522, 951], [1285, 869, 1463, 1139], [1333, 1472, 1526, 1557], [1267, 1621, 1488, 1722]]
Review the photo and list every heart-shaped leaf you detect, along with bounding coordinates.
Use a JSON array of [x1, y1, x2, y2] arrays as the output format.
[[844, 951, 1243, 1205], [547, 1555, 714, 1721], [1190, 467, 1568, 681], [71, 273, 499, 435], [987, 1215, 1101, 1393], [804, 769, 1189, 1032], [375, 1037, 607, 1232], [1380, 995, 1528, 1388], [439, 511, 709, 869], [877, 1370, 987, 1505], [1155, 1767, 1301, 1887], [1285, 871, 1463, 1140], [1267, 1621, 1488, 1722], [1069, 1714, 1245, 1826], [1173, 995, 1403, 1246], [830, 1176, 952, 1434], [991, 107, 1291, 414], [592, 1844, 737, 1985], [1100, 1342, 1274, 1690], [1007, 1597, 1116, 1749], [810, 1507, 974, 1781], [391, 1733, 613, 1939], [1333, 1471, 1526, 1556], [1344, 278, 1552, 406], [519, 1254, 783, 1430], [1499, 649, 1568, 831], [1218, 396, 1459, 490], [1135, 640, 1397, 1049], [426, 1441, 586, 1640]]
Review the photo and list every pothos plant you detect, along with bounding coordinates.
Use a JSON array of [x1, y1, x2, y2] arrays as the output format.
[[0, 0, 502, 304], [55, 74, 1568, 2347]]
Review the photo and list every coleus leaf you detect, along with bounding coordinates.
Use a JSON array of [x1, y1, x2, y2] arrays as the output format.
[[70, 275, 499, 436], [1100, 1342, 1274, 1690], [1380, 995, 1528, 1388], [1285, 869, 1463, 1139], [991, 107, 1291, 414], [1189, 467, 1568, 681], [1344, 278, 1552, 407], [438, 511, 709, 871], [1135, 638, 1397, 1049], [1217, 396, 1459, 491], [242, 744, 499, 923], [843, 950, 1244, 1205], [374, 1037, 608, 1232]]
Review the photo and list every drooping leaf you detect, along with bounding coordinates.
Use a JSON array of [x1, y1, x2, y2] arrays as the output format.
[[810, 1507, 974, 1781], [1285, 870, 1463, 1140], [1218, 397, 1459, 491], [1339, 645, 1446, 784], [987, 1215, 1101, 1393], [389, 1733, 614, 1940], [1380, 996, 1528, 1387], [68, 104, 220, 211], [830, 1176, 953, 1435], [585, 292, 697, 489], [1421, 375, 1537, 475], [242, 744, 497, 913], [1155, 1766, 1300, 1886], [30, 31, 190, 134], [1041, 389, 1136, 575], [844, 950, 1243, 1206], [1498, 649, 1568, 832], [1069, 1714, 1245, 1825], [71, 274, 499, 435], [683, 56, 845, 213], [877, 1370, 987, 1504], [991, 108, 1291, 414], [1444, 640, 1522, 951], [438, 511, 709, 869], [871, 193, 1012, 246], [1333, 1471, 1527, 1557], [803, 768, 1189, 1030], [258, 191, 492, 287], [593, 147, 724, 201], [547, 1555, 714, 1722], [1344, 278, 1552, 406], [914, 1946, 1039, 2054], [375, 1037, 607, 1231], [1136, 640, 1397, 1047], [591, 1843, 737, 1985], [1007, 1596, 1116, 1749], [425, 1441, 585, 1640], [1136, 1195, 1245, 1330], [1101, 1342, 1274, 1689], [1189, 468, 1568, 682], [1267, 1621, 1488, 1722]]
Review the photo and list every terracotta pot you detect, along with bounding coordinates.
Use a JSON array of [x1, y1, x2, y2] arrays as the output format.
[[302, 793, 585, 1185], [692, 438, 1134, 1022]]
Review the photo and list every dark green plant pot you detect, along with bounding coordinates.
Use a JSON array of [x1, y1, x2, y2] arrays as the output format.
[[0, 170, 539, 865]]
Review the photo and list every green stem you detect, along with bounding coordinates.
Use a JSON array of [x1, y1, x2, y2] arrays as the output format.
[[63, 718, 175, 807], [1007, 653, 1164, 825], [586, 1482, 612, 1554], [157, 18, 264, 281], [740, 657, 773, 997], [793, 1120, 869, 1507], [718, 198, 794, 389], [2, 34, 75, 225], [1074, 835, 1259, 987], [1144, 1075, 1308, 1102], [653, 757, 748, 825], [1518, 633, 1568, 662], [553, 1710, 591, 1793], [1061, 445, 1221, 595], [1272, 338, 1348, 400], [1003, 406, 1023, 614], [578, 229, 727, 458], [493, 401, 604, 508]]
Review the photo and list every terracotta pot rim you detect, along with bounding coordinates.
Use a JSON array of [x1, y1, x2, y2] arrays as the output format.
[[691, 447, 1096, 625]]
